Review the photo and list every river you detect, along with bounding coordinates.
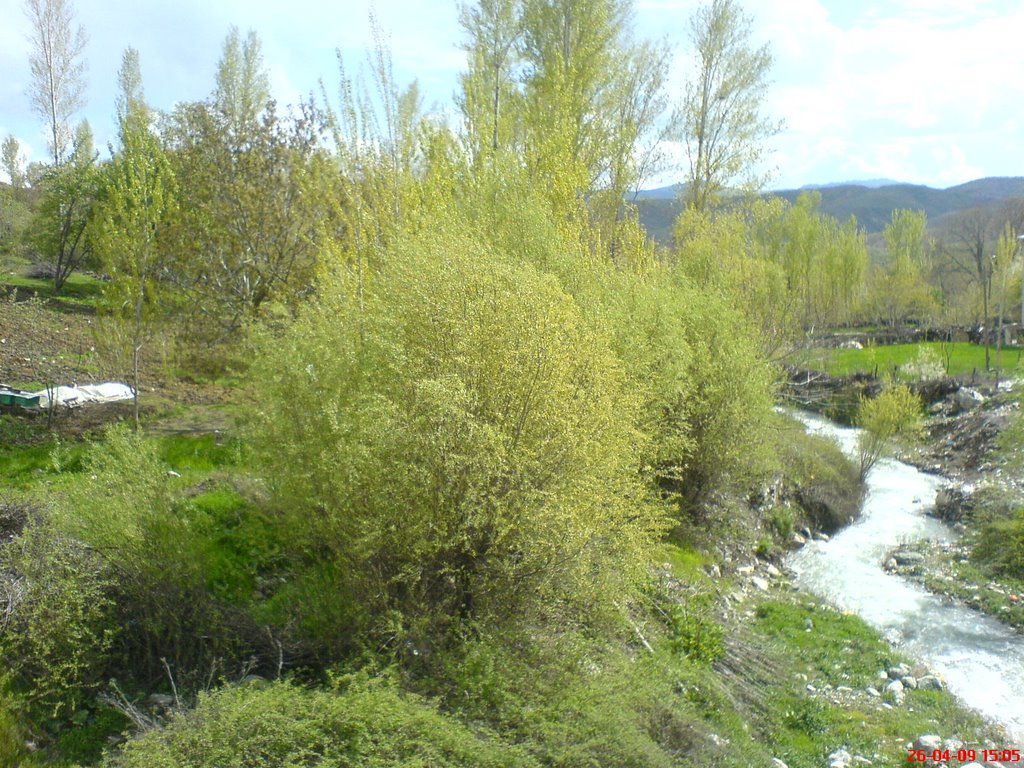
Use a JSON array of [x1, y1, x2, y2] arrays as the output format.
[[787, 412, 1024, 746]]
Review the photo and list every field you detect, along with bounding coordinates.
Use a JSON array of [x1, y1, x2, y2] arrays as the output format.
[[800, 341, 1024, 380]]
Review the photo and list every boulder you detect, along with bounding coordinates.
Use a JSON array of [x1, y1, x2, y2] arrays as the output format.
[[912, 735, 942, 752], [751, 576, 770, 592], [893, 551, 924, 566], [828, 748, 852, 768], [917, 675, 943, 691], [887, 663, 911, 679], [933, 486, 971, 524], [953, 387, 984, 413], [900, 675, 918, 690], [884, 679, 905, 704]]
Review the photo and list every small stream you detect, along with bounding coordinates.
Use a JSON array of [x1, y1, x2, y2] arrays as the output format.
[[787, 412, 1024, 746]]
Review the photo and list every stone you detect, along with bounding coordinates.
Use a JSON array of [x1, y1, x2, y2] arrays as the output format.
[[954, 387, 984, 412], [887, 664, 911, 679], [900, 675, 917, 690], [792, 532, 807, 545], [917, 675, 943, 691], [865, 686, 880, 697], [893, 550, 924, 566], [770, 759, 788, 768], [828, 748, 852, 768], [814, 531, 831, 542], [736, 565, 755, 575], [765, 563, 782, 578], [912, 735, 942, 752], [751, 576, 770, 591], [884, 679, 905, 704]]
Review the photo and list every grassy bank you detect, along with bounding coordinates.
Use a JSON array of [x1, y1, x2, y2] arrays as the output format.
[[800, 341, 1024, 380]]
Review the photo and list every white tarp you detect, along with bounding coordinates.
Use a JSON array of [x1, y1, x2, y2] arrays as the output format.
[[32, 382, 135, 409]]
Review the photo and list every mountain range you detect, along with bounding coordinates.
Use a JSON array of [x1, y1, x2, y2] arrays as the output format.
[[635, 177, 1024, 244]]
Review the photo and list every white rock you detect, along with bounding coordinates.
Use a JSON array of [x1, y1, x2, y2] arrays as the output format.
[[770, 759, 788, 768], [765, 563, 782, 578], [912, 735, 942, 752], [751, 576, 770, 591], [865, 686, 880, 697], [828, 748, 852, 768]]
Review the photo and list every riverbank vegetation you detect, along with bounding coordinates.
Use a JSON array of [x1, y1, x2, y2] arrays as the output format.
[[1, 0, 1018, 763]]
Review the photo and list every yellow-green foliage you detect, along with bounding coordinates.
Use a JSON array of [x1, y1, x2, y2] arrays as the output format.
[[106, 675, 534, 768], [50, 427, 249, 681], [0, 524, 114, 718], [249, 223, 665, 654], [856, 384, 923, 480]]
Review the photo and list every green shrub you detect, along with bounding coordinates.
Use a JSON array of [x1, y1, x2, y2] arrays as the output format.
[[51, 427, 262, 685], [249, 227, 665, 657], [856, 384, 923, 480], [0, 523, 115, 717], [973, 507, 1024, 579], [105, 675, 534, 768]]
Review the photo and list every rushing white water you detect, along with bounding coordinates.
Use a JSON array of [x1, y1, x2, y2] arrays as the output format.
[[787, 411, 1024, 746]]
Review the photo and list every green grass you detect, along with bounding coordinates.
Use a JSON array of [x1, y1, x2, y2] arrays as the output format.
[[749, 596, 1003, 767], [801, 341, 1024, 379], [1, 269, 106, 308], [156, 433, 241, 472], [0, 438, 87, 486]]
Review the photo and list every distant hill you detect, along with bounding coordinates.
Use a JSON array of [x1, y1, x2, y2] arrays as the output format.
[[799, 178, 902, 190], [635, 177, 1024, 244]]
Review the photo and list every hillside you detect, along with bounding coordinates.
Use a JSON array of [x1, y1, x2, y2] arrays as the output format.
[[636, 176, 1024, 244]]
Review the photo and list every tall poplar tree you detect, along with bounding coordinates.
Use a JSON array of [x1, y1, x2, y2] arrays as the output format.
[[24, 0, 88, 166], [675, 0, 777, 212]]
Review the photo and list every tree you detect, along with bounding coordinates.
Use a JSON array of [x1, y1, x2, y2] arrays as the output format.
[[674, 0, 777, 212], [24, 0, 88, 166], [2, 136, 25, 189], [115, 47, 147, 127], [26, 121, 98, 291], [865, 208, 937, 329], [91, 104, 176, 429], [856, 385, 922, 481], [164, 99, 331, 342], [939, 207, 995, 367], [213, 26, 270, 145], [457, 0, 524, 162]]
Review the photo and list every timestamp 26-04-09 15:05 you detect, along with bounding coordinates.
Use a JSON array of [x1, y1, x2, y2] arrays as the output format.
[[907, 748, 1022, 763]]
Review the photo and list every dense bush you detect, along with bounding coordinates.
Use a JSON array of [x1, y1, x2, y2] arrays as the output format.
[[777, 418, 863, 532], [973, 507, 1024, 580], [0, 521, 114, 717], [855, 384, 923, 480], [49, 427, 265, 686], [106, 675, 534, 768], [249, 223, 665, 660]]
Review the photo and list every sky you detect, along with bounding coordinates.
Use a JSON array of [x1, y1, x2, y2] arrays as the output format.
[[1, 0, 1024, 190]]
